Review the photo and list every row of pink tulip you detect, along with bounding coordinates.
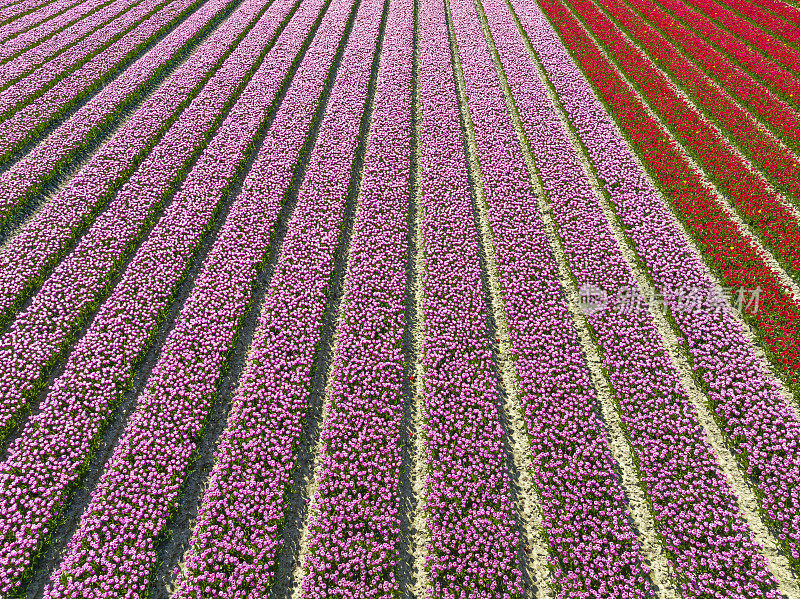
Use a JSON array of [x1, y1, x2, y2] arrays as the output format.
[[418, 0, 522, 594], [510, 0, 782, 594], [462, 0, 653, 593], [0, 0, 203, 181], [527, 0, 800, 571], [0, 0, 322, 589], [0, 0, 238, 246], [0, 0, 279, 441], [0, 0, 111, 48], [0, 0, 174, 114], [0, 0, 150, 86], [0, 0, 72, 27], [40, 0, 368, 593], [175, 0, 389, 594], [301, 0, 412, 594]]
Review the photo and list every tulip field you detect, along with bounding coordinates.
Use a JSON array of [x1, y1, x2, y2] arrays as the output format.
[[2, 0, 800, 594]]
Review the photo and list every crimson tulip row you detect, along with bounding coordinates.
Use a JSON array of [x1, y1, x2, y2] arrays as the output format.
[[0, 0, 284, 443], [0, 0, 334, 591], [417, 0, 523, 594], [713, 0, 800, 46], [536, 0, 800, 410], [300, 0, 412, 595], [0, 0, 151, 87], [681, 0, 800, 74], [0, 0, 114, 51], [0, 0, 205, 182], [455, 0, 652, 593], [750, 0, 800, 23], [43, 0, 375, 593], [620, 0, 800, 169], [0, 0, 175, 115], [651, 0, 800, 114], [524, 0, 800, 572], [510, 1, 782, 595], [564, 0, 800, 293]]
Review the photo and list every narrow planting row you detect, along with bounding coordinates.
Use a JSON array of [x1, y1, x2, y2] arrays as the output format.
[[650, 0, 800, 115], [417, 0, 521, 593], [532, 0, 800, 394], [750, 0, 800, 23], [521, 0, 800, 572], [0, 0, 150, 86], [562, 0, 800, 311], [0, 0, 332, 589], [712, 0, 800, 46], [458, 0, 653, 593], [0, 0, 281, 441], [166, 0, 388, 594], [613, 0, 800, 174], [506, 0, 782, 594], [681, 0, 800, 74], [301, 0, 411, 593], [0, 0, 114, 49], [41, 0, 372, 591], [0, 0, 175, 113], [0, 0, 207, 183], [0, 0, 240, 232], [0, 0, 76, 27]]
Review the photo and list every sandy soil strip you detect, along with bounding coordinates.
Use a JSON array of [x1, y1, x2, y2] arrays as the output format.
[[407, 14, 432, 593]]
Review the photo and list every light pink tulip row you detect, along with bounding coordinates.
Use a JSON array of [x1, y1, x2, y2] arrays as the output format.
[[0, 0, 238, 233], [452, 0, 653, 594], [0, 0, 73, 26], [0, 0, 110, 47], [40, 0, 371, 593], [301, 0, 412, 595], [417, 0, 523, 594], [0, 0, 151, 85], [0, 0, 204, 185], [0, 0, 283, 440], [0, 0, 327, 590], [507, 0, 781, 594], [0, 0, 176, 115], [522, 0, 800, 569], [170, 0, 390, 595]]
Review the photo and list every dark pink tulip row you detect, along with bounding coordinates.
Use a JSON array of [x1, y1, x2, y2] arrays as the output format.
[[302, 0, 411, 595], [0, 0, 73, 26], [0, 0, 151, 86], [456, 0, 652, 594], [0, 0, 203, 180], [524, 0, 800, 569], [0, 0, 111, 47], [0, 0, 237, 231], [509, 0, 781, 595], [418, 0, 522, 594], [0, 0, 175, 115], [714, 0, 800, 46], [750, 0, 800, 25], [649, 0, 800, 116], [171, 1, 389, 596], [0, 0, 279, 438], [0, 0, 323, 590], [682, 0, 800, 74], [40, 0, 372, 594]]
